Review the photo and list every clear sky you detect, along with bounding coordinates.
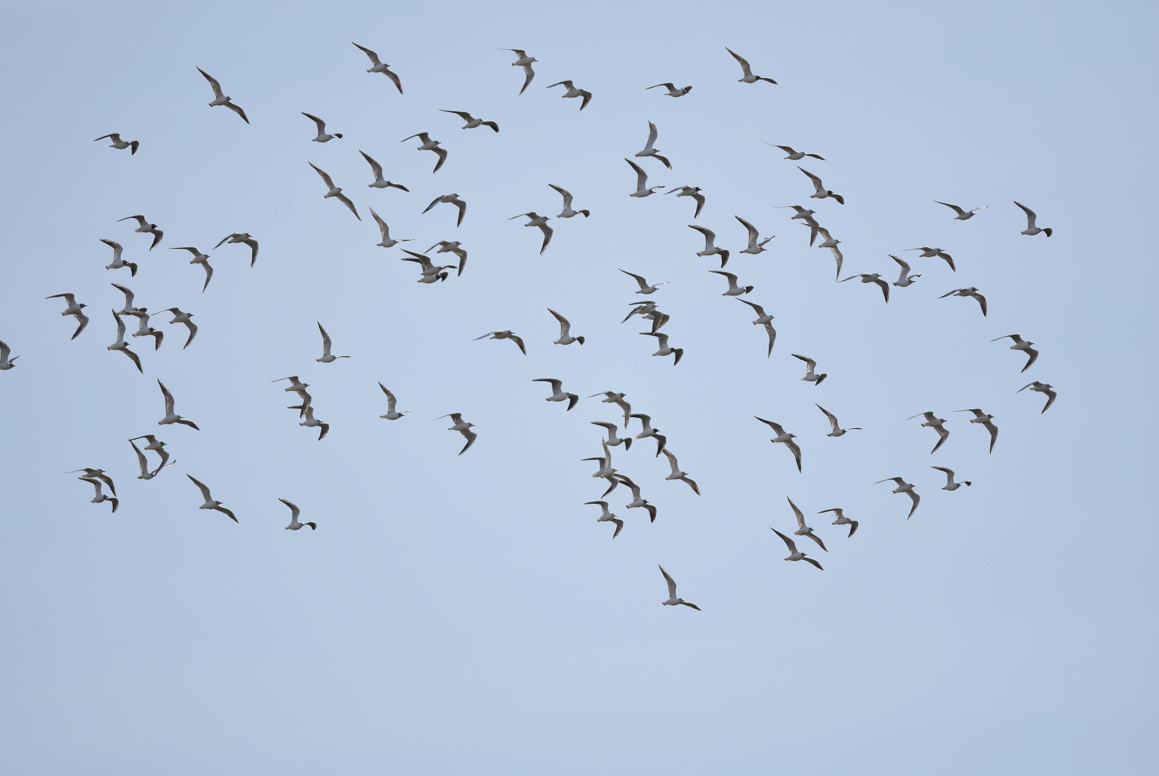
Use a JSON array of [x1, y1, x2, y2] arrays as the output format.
[[1, 1, 1156, 773]]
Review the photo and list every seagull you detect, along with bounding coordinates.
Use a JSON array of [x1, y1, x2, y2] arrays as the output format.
[[954, 409, 999, 453], [187, 475, 237, 522], [509, 212, 552, 253], [641, 331, 683, 365], [440, 109, 498, 132], [590, 392, 632, 428], [424, 193, 467, 227], [814, 227, 844, 279], [128, 438, 174, 480], [359, 151, 409, 192], [799, 167, 844, 205], [725, 47, 777, 84], [819, 508, 858, 538], [170, 247, 214, 292], [157, 380, 199, 430], [736, 216, 774, 254], [634, 121, 672, 169], [533, 378, 579, 410], [767, 144, 823, 160], [316, 322, 351, 363], [547, 184, 590, 218], [777, 204, 818, 222], [351, 42, 403, 93], [592, 421, 633, 451], [94, 133, 139, 155], [161, 308, 197, 349], [400, 132, 448, 174], [839, 273, 890, 303], [620, 269, 668, 295], [626, 159, 664, 198], [127, 308, 163, 351], [659, 566, 702, 609], [368, 208, 412, 250], [816, 404, 861, 437], [546, 80, 592, 110], [106, 309, 143, 373], [629, 413, 667, 457], [196, 67, 249, 123], [108, 283, 139, 316], [585, 501, 623, 539], [615, 475, 658, 522], [501, 49, 537, 94], [581, 442, 619, 496], [770, 528, 823, 570], [474, 330, 527, 355], [128, 435, 172, 472], [786, 497, 828, 552], [1014, 201, 1052, 237], [80, 477, 119, 513], [427, 241, 468, 276], [272, 376, 310, 395], [935, 201, 987, 220], [688, 225, 730, 267], [213, 233, 259, 266], [377, 383, 411, 420], [401, 250, 455, 283], [939, 287, 988, 317], [665, 186, 706, 218], [735, 298, 777, 357], [623, 301, 657, 323], [280, 498, 317, 531], [889, 255, 922, 287], [904, 247, 956, 271], [299, 405, 330, 440], [992, 334, 1039, 372], [302, 112, 342, 142], [286, 388, 313, 420], [99, 238, 137, 276], [308, 162, 360, 220], [647, 83, 692, 97], [118, 215, 163, 250], [66, 468, 117, 497], [906, 412, 950, 454], [875, 477, 920, 519], [932, 466, 971, 491], [660, 449, 700, 494], [755, 417, 802, 472], [0, 339, 19, 370], [709, 270, 753, 296], [791, 354, 828, 386], [547, 308, 584, 345], [45, 293, 89, 339], [1018, 381, 1058, 413]]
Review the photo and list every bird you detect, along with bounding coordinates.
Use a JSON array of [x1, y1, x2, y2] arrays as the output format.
[[799, 167, 844, 205], [118, 215, 163, 250], [906, 411, 950, 454], [932, 466, 971, 491], [99, 238, 137, 276], [302, 112, 342, 142], [590, 391, 633, 428], [1014, 201, 1052, 237], [169, 247, 214, 292], [474, 330, 526, 355], [80, 476, 118, 513], [954, 409, 999, 453], [127, 308, 163, 351], [546, 80, 592, 110], [709, 270, 753, 296], [509, 212, 552, 253], [400, 132, 448, 174], [533, 378, 579, 411], [369, 208, 412, 249], [67, 468, 117, 497], [585, 501, 623, 539], [280, 498, 317, 531], [767, 144, 823, 160], [128, 438, 174, 480], [272, 375, 310, 395], [661, 449, 700, 495], [816, 404, 861, 437], [581, 442, 619, 496], [427, 241, 468, 276], [424, 193, 468, 227], [187, 475, 237, 522], [359, 151, 409, 192], [725, 48, 777, 84], [629, 414, 667, 457], [1017, 381, 1058, 413], [351, 42, 403, 93], [735, 298, 777, 357], [818, 508, 858, 538], [839, 272, 890, 303], [106, 309, 142, 373], [196, 67, 249, 123], [620, 269, 668, 295], [615, 475, 658, 522], [814, 227, 844, 279], [45, 293, 89, 339], [657, 566, 703, 609], [641, 331, 684, 365], [770, 528, 823, 570], [755, 417, 802, 472], [547, 184, 590, 218], [213, 233, 259, 266], [736, 216, 774, 254], [157, 380, 199, 430], [128, 435, 172, 472], [904, 247, 955, 271], [439, 109, 498, 132], [299, 405, 329, 440], [377, 383, 410, 420], [401, 250, 455, 283], [547, 308, 584, 345], [688, 225, 730, 267], [623, 301, 658, 324], [0, 339, 19, 370], [316, 322, 351, 363], [792, 354, 828, 386], [786, 497, 828, 552], [308, 162, 361, 220], [626, 159, 664, 198], [647, 82, 692, 97], [592, 421, 633, 451], [875, 477, 921, 519], [109, 283, 140, 316], [94, 133, 139, 155], [935, 201, 987, 220], [501, 48, 537, 94], [939, 287, 988, 317], [992, 334, 1039, 372], [162, 308, 197, 350], [777, 204, 818, 223], [665, 186, 706, 218], [889, 255, 922, 287], [634, 121, 671, 169]]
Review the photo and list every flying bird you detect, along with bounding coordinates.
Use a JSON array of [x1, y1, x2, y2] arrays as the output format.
[[786, 497, 827, 552], [359, 151, 410, 191], [755, 417, 802, 472], [906, 411, 950, 454], [94, 133, 139, 155], [688, 224, 730, 267], [839, 272, 890, 303], [935, 201, 987, 220], [725, 48, 777, 84], [427, 241, 468, 275], [213, 233, 258, 266], [302, 112, 342, 142], [162, 308, 197, 349], [316, 322, 351, 362], [424, 193, 467, 227], [1017, 381, 1058, 413], [401, 250, 454, 283], [626, 159, 664, 198], [735, 298, 777, 357], [581, 442, 619, 496], [106, 309, 142, 373], [501, 48, 537, 94], [118, 215, 163, 250], [616, 475, 658, 522], [904, 246, 955, 271], [67, 468, 117, 497], [474, 330, 527, 355], [400, 132, 448, 173], [45, 293, 89, 339], [351, 42, 403, 93], [736, 216, 774, 254], [816, 404, 861, 437], [128, 438, 174, 480], [767, 144, 822, 160], [99, 238, 137, 276], [647, 83, 692, 97], [791, 353, 828, 386], [814, 227, 844, 279], [992, 334, 1039, 372], [590, 391, 632, 428], [196, 67, 249, 123], [665, 185, 706, 218], [157, 380, 199, 430], [0, 340, 19, 370], [932, 466, 971, 491], [1014, 201, 1052, 236], [620, 269, 668, 295], [509, 212, 552, 253], [661, 449, 700, 495], [770, 528, 823, 570], [187, 474, 237, 522], [440, 109, 499, 132], [585, 501, 623, 539], [547, 80, 592, 110], [629, 413, 667, 457], [80, 477, 118, 513], [889, 255, 922, 287], [369, 208, 412, 249], [954, 409, 999, 453], [378, 383, 411, 420], [533, 378, 579, 411], [939, 287, 988, 317], [819, 508, 858, 538], [127, 307, 163, 351], [591, 421, 632, 451], [875, 477, 920, 519], [547, 184, 590, 218], [298, 405, 329, 440], [799, 167, 844, 204], [170, 247, 213, 292], [709, 270, 753, 296], [439, 413, 477, 455], [659, 566, 702, 610], [128, 435, 172, 473], [547, 308, 584, 345], [280, 498, 317, 531], [308, 162, 360, 220], [634, 121, 671, 168], [641, 330, 683, 365]]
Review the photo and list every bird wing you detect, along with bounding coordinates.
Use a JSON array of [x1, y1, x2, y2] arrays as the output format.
[[906, 491, 920, 519], [754, 416, 786, 435], [771, 528, 797, 553], [1013, 200, 1037, 229], [423, 195, 444, 214], [626, 158, 648, 188], [352, 42, 382, 65], [645, 121, 659, 150], [383, 67, 403, 95], [725, 47, 753, 76], [798, 166, 823, 192], [458, 430, 477, 455], [659, 566, 678, 598], [197, 67, 224, 98], [318, 322, 333, 354], [302, 112, 326, 134], [661, 448, 680, 475], [510, 335, 527, 355], [215, 505, 239, 522], [360, 150, 384, 180], [804, 532, 827, 552], [549, 184, 574, 209], [872, 277, 891, 303], [787, 497, 805, 527], [786, 439, 803, 472], [816, 404, 840, 432], [187, 474, 212, 501], [431, 146, 448, 173], [973, 292, 988, 317], [935, 201, 966, 216], [547, 308, 571, 337], [158, 380, 175, 414], [335, 193, 361, 220], [309, 162, 336, 189], [791, 353, 817, 369], [735, 215, 759, 244], [278, 498, 300, 521]]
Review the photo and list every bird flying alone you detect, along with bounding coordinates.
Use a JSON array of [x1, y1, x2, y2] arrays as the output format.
[[400, 132, 448, 173], [351, 42, 403, 93], [94, 133, 139, 155], [1017, 381, 1058, 413], [502, 49, 537, 95], [725, 48, 777, 84], [196, 67, 249, 123], [547, 80, 592, 110]]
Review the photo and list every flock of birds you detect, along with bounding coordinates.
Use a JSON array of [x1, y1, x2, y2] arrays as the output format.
[[9, 43, 1062, 610]]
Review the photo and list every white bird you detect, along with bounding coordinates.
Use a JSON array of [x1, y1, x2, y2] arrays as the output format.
[[659, 566, 702, 610], [799, 167, 844, 205], [368, 208, 412, 250], [816, 404, 861, 437], [767, 144, 822, 160], [196, 67, 249, 123], [316, 322, 351, 362], [904, 246, 956, 271], [94, 133, 139, 155], [709, 270, 753, 296], [581, 442, 619, 496], [906, 411, 950, 454], [688, 224, 730, 267], [157, 380, 199, 430], [770, 528, 823, 570], [589, 391, 633, 428], [623, 301, 657, 323], [66, 468, 117, 497], [755, 417, 802, 472], [585, 500, 623, 539], [501, 48, 537, 95], [308, 162, 360, 220], [272, 375, 310, 395], [665, 186, 706, 218], [377, 383, 410, 420], [620, 269, 668, 295], [641, 330, 683, 365], [1018, 381, 1058, 413], [592, 421, 633, 451], [509, 212, 552, 253], [814, 227, 844, 280], [0, 339, 19, 370], [213, 232, 259, 266], [661, 448, 700, 495], [162, 308, 197, 350], [791, 353, 828, 386], [108, 283, 139, 316], [875, 477, 920, 519], [725, 48, 777, 84], [106, 309, 143, 373], [935, 201, 987, 220], [299, 405, 329, 440], [939, 287, 988, 317], [128, 438, 173, 481], [128, 435, 173, 472], [81, 476, 119, 513], [777, 204, 818, 222], [118, 215, 163, 250], [45, 293, 89, 339], [280, 498, 317, 531], [615, 474, 658, 522], [547, 308, 584, 345], [302, 112, 342, 142], [126, 307, 162, 350], [629, 413, 667, 457], [401, 250, 454, 283], [735, 216, 774, 254], [423, 193, 467, 228], [839, 272, 890, 303], [187, 474, 237, 522], [932, 466, 971, 491], [890, 255, 922, 287], [818, 508, 858, 538], [735, 298, 777, 357], [1014, 201, 1052, 237], [547, 183, 590, 218], [359, 151, 409, 192], [474, 330, 526, 355], [532, 378, 579, 411], [954, 409, 999, 453], [647, 82, 692, 97], [100, 238, 137, 276], [786, 497, 828, 552], [440, 109, 498, 132], [170, 247, 214, 292], [634, 121, 671, 169], [625, 158, 664, 198], [351, 42, 403, 93], [400, 132, 448, 174], [992, 334, 1040, 372], [546, 79, 592, 110], [427, 241, 469, 276]]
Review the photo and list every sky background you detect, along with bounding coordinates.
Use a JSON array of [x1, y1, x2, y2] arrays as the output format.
[[1, 0, 1157, 773]]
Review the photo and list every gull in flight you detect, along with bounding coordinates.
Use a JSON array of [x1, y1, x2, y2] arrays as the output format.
[[756, 417, 802, 472], [584, 501, 623, 539], [770, 528, 823, 570], [799, 167, 844, 205], [118, 215, 163, 250], [641, 330, 684, 365], [100, 238, 137, 276], [620, 269, 668, 295], [378, 383, 411, 420], [736, 216, 774, 254], [126, 307, 163, 351], [162, 308, 197, 349], [1018, 381, 1058, 413], [427, 241, 468, 276], [932, 466, 971, 491], [424, 193, 467, 227], [735, 298, 777, 357], [316, 322, 351, 362], [709, 270, 753, 296], [197, 67, 249, 123], [0, 339, 19, 370], [170, 247, 213, 292], [906, 411, 950, 454], [80, 476, 119, 513], [875, 477, 920, 519], [67, 467, 116, 497], [767, 144, 822, 161], [351, 42, 403, 93], [158, 380, 199, 430], [128, 435, 172, 472], [440, 109, 498, 132], [46, 293, 89, 339], [400, 132, 448, 174], [786, 497, 827, 552], [475, 330, 527, 355], [647, 82, 692, 97], [547, 80, 592, 110], [299, 405, 329, 440], [128, 438, 174, 480], [110, 283, 139, 316], [992, 334, 1039, 372], [272, 375, 310, 395], [634, 121, 672, 169], [935, 201, 986, 220], [725, 47, 777, 84], [623, 301, 657, 323], [214, 233, 259, 266], [280, 499, 317, 531], [955, 409, 999, 453], [659, 566, 702, 610], [369, 208, 412, 249], [840, 272, 890, 303], [94, 133, 139, 155], [629, 413, 667, 457], [501, 49, 537, 95], [592, 421, 633, 451], [792, 354, 828, 386], [107, 309, 143, 373], [816, 404, 861, 437], [401, 250, 454, 283], [665, 186, 706, 219], [547, 184, 590, 218], [589, 391, 632, 428], [777, 204, 817, 223], [509, 212, 552, 253], [308, 162, 360, 220], [548, 308, 584, 345], [616, 475, 658, 522], [661, 448, 700, 494], [890, 255, 921, 287], [286, 387, 313, 421], [581, 442, 619, 496], [302, 112, 342, 142], [904, 246, 955, 271], [359, 151, 409, 191], [626, 159, 664, 198], [187, 475, 237, 522], [688, 224, 730, 267], [939, 287, 988, 317], [1014, 201, 1052, 237], [814, 227, 844, 279], [533, 378, 579, 411], [819, 508, 858, 538]]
